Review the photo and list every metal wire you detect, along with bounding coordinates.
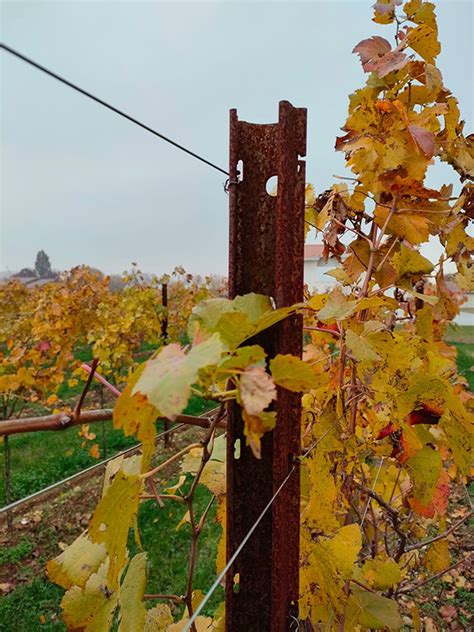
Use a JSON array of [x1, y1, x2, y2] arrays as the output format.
[[184, 428, 332, 630], [0, 422, 186, 514], [0, 42, 229, 176]]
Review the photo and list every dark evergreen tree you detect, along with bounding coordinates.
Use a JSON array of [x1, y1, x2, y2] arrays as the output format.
[[34, 250, 53, 278]]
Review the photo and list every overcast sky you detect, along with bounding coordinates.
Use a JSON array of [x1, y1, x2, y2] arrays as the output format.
[[1, 0, 472, 277]]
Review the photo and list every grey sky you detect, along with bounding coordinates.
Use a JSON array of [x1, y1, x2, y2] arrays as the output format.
[[1, 0, 472, 277]]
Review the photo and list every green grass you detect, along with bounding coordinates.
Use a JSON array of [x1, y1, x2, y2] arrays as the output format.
[[0, 394, 211, 506], [0, 448, 223, 631], [0, 539, 34, 565], [0, 580, 65, 632], [446, 325, 474, 391], [131, 486, 224, 616]]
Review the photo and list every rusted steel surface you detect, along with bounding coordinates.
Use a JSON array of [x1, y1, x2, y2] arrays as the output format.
[[161, 282, 169, 342], [227, 101, 306, 631], [161, 282, 171, 445]]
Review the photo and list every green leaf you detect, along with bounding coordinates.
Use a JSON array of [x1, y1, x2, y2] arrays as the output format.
[[219, 345, 266, 372], [270, 354, 321, 391], [345, 586, 402, 630], [345, 330, 381, 363], [133, 334, 224, 419], [316, 288, 359, 322]]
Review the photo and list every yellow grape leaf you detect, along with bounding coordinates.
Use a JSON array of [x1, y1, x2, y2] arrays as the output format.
[[165, 474, 186, 495], [143, 604, 173, 632], [401, 286, 439, 306], [176, 510, 191, 531], [345, 586, 403, 630], [216, 497, 226, 574], [424, 539, 451, 573], [88, 456, 142, 586], [238, 366, 276, 416], [118, 553, 147, 632], [47, 533, 107, 590], [405, 449, 450, 517], [304, 452, 341, 532], [362, 558, 401, 590], [113, 362, 157, 466], [439, 410, 473, 476], [374, 205, 430, 244], [373, 0, 401, 25], [345, 330, 381, 363], [188, 293, 271, 342], [181, 434, 226, 496], [404, 23, 440, 64], [242, 410, 276, 459], [316, 288, 359, 322], [61, 560, 119, 632], [133, 335, 224, 420], [392, 243, 434, 278], [404, 0, 437, 30], [168, 617, 214, 632], [300, 524, 362, 617], [270, 354, 321, 391], [218, 345, 266, 372], [415, 305, 433, 341]]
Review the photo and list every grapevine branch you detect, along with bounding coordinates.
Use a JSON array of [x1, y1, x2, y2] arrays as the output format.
[[396, 553, 473, 595]]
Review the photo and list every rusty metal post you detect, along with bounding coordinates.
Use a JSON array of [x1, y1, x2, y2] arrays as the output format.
[[226, 101, 306, 631], [161, 282, 171, 447]]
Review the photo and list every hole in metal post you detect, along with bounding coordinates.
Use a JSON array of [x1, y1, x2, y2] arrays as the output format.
[[237, 159, 244, 181], [233, 573, 240, 593], [234, 439, 241, 460], [265, 175, 278, 196]]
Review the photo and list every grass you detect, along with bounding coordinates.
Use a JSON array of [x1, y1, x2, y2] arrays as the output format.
[[0, 538, 34, 565], [445, 325, 474, 391], [0, 580, 65, 631], [0, 393, 211, 506], [0, 435, 223, 631]]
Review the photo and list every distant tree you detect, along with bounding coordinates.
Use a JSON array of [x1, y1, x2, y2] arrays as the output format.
[[35, 250, 54, 278]]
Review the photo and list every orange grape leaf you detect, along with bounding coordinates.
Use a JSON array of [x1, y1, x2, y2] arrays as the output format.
[[408, 124, 435, 158], [242, 410, 276, 459]]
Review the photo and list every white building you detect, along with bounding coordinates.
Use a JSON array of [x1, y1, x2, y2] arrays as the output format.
[[304, 244, 338, 293]]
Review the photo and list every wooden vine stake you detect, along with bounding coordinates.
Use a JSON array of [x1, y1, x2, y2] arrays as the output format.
[[227, 101, 307, 631]]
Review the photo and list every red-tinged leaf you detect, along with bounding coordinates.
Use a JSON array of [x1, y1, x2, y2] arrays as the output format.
[[352, 36, 408, 77], [408, 124, 435, 158], [408, 403, 442, 426], [353, 36, 391, 70], [409, 468, 450, 518]]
